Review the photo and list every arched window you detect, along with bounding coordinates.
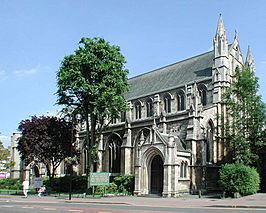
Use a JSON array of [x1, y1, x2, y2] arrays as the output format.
[[111, 117, 117, 124], [108, 135, 122, 174], [164, 94, 171, 113], [180, 162, 184, 178], [146, 98, 153, 117], [184, 162, 188, 178], [198, 85, 207, 106], [120, 111, 126, 122], [180, 161, 188, 178], [135, 101, 142, 119], [206, 120, 214, 163], [177, 91, 185, 111]]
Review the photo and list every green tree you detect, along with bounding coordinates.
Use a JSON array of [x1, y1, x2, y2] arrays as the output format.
[[0, 140, 14, 171], [17, 116, 77, 181], [223, 65, 266, 165], [0, 140, 9, 161], [56, 37, 128, 176]]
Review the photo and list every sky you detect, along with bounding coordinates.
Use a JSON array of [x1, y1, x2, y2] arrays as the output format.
[[0, 0, 265, 148]]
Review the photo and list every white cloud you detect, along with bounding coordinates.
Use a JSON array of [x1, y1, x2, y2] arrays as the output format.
[[0, 69, 8, 80], [14, 67, 38, 77], [0, 135, 10, 148]]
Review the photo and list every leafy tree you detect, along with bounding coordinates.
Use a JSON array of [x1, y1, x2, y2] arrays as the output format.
[[223, 65, 266, 165], [56, 37, 128, 176], [17, 116, 77, 181], [0, 140, 14, 172], [0, 140, 9, 161]]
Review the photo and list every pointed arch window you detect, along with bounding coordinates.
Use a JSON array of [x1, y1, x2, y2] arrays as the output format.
[[135, 101, 142, 119], [164, 94, 171, 113], [111, 117, 117, 124], [206, 121, 214, 163], [108, 135, 122, 173], [180, 161, 188, 178], [177, 91, 185, 111], [120, 111, 126, 122], [146, 98, 154, 117], [198, 85, 207, 106]]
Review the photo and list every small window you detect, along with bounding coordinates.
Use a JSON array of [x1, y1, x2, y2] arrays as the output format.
[[135, 101, 142, 119], [177, 91, 185, 111], [180, 161, 188, 178], [146, 98, 153, 117], [111, 117, 117, 124], [198, 85, 207, 106], [164, 94, 171, 113], [180, 162, 184, 178], [184, 162, 188, 178], [120, 112, 126, 122], [206, 120, 214, 163]]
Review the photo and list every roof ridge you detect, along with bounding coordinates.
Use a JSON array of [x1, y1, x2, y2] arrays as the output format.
[[128, 50, 213, 81]]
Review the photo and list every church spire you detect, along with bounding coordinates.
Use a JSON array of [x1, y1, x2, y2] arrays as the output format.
[[213, 14, 229, 59], [215, 14, 226, 37], [212, 15, 230, 104], [234, 30, 238, 41], [246, 46, 253, 64], [245, 46, 255, 73]]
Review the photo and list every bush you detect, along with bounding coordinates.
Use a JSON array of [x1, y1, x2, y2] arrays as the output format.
[[0, 178, 21, 190], [43, 175, 87, 193], [94, 183, 117, 195], [107, 182, 117, 193], [219, 162, 260, 197], [113, 175, 134, 195]]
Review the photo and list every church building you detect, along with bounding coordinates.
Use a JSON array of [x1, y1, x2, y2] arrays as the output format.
[[86, 15, 255, 197]]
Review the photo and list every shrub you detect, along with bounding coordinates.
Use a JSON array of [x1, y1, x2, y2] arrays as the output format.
[[219, 162, 260, 197], [107, 182, 117, 193], [43, 175, 87, 193], [0, 178, 21, 190], [95, 185, 104, 195], [94, 183, 117, 195], [113, 175, 134, 195]]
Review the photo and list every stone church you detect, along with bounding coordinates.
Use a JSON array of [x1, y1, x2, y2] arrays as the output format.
[[81, 16, 255, 197]]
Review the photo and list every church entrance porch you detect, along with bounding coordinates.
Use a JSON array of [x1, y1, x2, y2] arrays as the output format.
[[150, 155, 164, 195]]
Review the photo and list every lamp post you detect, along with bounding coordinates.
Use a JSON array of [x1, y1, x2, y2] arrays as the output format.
[[65, 112, 81, 200]]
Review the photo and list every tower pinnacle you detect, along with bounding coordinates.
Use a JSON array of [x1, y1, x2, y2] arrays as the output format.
[[215, 14, 226, 37], [245, 46, 255, 68]]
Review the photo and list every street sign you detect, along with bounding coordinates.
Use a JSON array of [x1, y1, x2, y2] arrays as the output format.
[[90, 172, 110, 186]]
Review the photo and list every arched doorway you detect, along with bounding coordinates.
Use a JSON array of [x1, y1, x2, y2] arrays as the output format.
[[150, 155, 164, 195]]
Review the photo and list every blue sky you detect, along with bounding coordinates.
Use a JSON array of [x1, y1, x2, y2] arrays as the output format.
[[0, 0, 265, 148]]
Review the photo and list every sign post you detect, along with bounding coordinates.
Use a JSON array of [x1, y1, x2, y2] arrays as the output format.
[[90, 172, 110, 196]]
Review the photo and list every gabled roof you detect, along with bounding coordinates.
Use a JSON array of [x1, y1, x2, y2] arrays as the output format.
[[125, 50, 214, 100]]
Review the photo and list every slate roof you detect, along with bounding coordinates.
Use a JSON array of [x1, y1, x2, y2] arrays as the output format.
[[125, 50, 214, 100]]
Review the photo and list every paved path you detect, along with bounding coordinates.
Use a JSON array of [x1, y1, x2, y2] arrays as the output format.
[[0, 193, 266, 209]]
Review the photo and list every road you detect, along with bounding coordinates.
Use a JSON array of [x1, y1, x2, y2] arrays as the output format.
[[1, 199, 266, 213]]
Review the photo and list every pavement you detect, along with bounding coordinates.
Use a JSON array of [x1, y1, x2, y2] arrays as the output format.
[[0, 193, 266, 209]]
